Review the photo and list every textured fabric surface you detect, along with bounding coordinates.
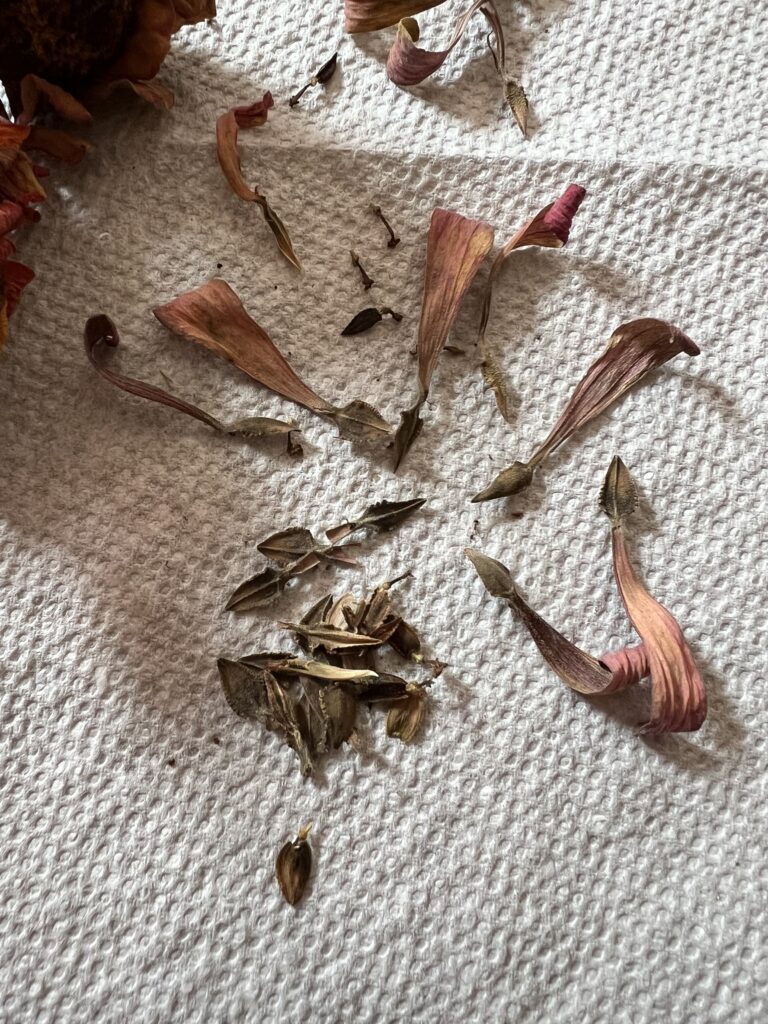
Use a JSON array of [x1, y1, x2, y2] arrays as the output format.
[[1, 1, 767, 1021]]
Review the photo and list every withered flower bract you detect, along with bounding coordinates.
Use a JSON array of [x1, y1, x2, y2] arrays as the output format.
[[84, 313, 297, 444], [477, 184, 586, 420], [466, 457, 707, 733], [227, 497, 425, 612], [473, 319, 701, 503], [276, 825, 313, 905], [154, 278, 390, 443], [394, 207, 493, 469], [216, 92, 301, 270]]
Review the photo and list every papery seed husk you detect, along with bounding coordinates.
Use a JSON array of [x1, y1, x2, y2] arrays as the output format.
[[386, 685, 427, 742], [599, 455, 638, 526], [257, 527, 317, 565], [276, 825, 313, 906]]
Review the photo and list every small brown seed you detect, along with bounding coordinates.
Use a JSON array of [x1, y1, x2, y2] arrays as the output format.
[[276, 824, 313, 906]]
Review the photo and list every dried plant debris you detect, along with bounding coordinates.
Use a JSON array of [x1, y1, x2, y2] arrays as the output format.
[[341, 307, 403, 336], [350, 249, 375, 289], [218, 575, 440, 778], [466, 457, 706, 734], [371, 204, 400, 248], [344, 0, 444, 33], [216, 92, 300, 269], [227, 498, 425, 612], [154, 278, 390, 444], [394, 207, 493, 469], [276, 825, 313, 905], [289, 52, 339, 107], [84, 314, 299, 450], [472, 319, 701, 503], [477, 184, 586, 420]]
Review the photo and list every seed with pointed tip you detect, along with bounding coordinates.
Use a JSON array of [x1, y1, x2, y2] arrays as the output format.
[[276, 825, 313, 905], [471, 461, 533, 503]]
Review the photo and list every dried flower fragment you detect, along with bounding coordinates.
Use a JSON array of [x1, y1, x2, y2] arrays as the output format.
[[227, 497, 425, 611], [394, 207, 493, 468], [386, 683, 427, 742], [154, 278, 390, 443], [344, 0, 445, 33], [276, 825, 313, 905], [289, 52, 338, 107], [473, 319, 700, 503], [282, 623, 385, 653], [341, 306, 403, 336], [216, 92, 300, 270], [350, 249, 375, 289], [477, 184, 586, 420], [84, 314, 296, 443], [372, 204, 400, 248], [466, 457, 707, 734], [602, 457, 706, 733]]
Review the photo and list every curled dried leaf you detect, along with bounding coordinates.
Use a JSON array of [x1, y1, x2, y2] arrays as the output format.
[[216, 93, 300, 269], [473, 318, 699, 502], [276, 825, 313, 905], [394, 207, 493, 468], [84, 314, 295, 442]]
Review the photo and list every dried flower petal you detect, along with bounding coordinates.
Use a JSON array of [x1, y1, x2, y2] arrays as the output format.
[[394, 207, 493, 468], [276, 825, 313, 906], [477, 184, 586, 420], [215, 92, 300, 270], [386, 1, 489, 87], [344, 0, 445, 33], [386, 684, 427, 742], [154, 278, 389, 440], [466, 548, 624, 696], [603, 457, 707, 733], [282, 623, 384, 653], [473, 319, 700, 503], [18, 75, 92, 125], [84, 314, 296, 441], [23, 126, 91, 165]]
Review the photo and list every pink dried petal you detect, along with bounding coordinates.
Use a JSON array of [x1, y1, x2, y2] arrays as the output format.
[[599, 644, 650, 686], [386, 0, 487, 87], [344, 0, 445, 33]]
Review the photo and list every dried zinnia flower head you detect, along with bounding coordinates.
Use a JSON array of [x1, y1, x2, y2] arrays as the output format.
[[466, 457, 707, 734], [0, 1, 216, 114]]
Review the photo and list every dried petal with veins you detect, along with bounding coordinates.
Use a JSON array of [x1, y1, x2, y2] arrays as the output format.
[[602, 457, 707, 733], [154, 278, 390, 443], [472, 319, 700, 503], [276, 825, 313, 905], [394, 208, 493, 469], [344, 0, 445, 33], [477, 184, 586, 420], [84, 314, 296, 442], [386, 1, 491, 87], [215, 92, 300, 269]]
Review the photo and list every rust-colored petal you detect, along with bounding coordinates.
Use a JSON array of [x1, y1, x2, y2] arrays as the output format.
[[473, 318, 699, 503], [345, 0, 445, 33], [154, 278, 329, 412], [393, 207, 493, 468], [216, 93, 300, 270], [0, 259, 35, 348], [0, 200, 24, 237], [18, 75, 92, 125], [386, 1, 487, 87], [100, 0, 176, 85], [477, 184, 586, 421], [23, 126, 91, 165]]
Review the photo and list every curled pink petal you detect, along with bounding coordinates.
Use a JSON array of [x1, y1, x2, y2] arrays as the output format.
[[387, 0, 487, 87], [600, 644, 650, 687], [541, 184, 587, 244]]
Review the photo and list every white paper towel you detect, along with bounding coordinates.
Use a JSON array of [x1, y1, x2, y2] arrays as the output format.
[[1, 1, 767, 1021]]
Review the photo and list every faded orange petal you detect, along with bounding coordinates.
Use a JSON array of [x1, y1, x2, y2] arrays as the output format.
[[611, 528, 706, 733], [216, 93, 274, 202], [344, 0, 445, 33], [23, 126, 91, 165], [18, 75, 92, 125]]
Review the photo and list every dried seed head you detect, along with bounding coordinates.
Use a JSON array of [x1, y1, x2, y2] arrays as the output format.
[[276, 825, 313, 905], [599, 455, 638, 527]]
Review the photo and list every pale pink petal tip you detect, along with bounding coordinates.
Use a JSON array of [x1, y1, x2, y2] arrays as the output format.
[[542, 183, 587, 243]]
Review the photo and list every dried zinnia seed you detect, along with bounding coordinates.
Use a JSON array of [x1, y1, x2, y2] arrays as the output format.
[[276, 825, 313, 905]]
